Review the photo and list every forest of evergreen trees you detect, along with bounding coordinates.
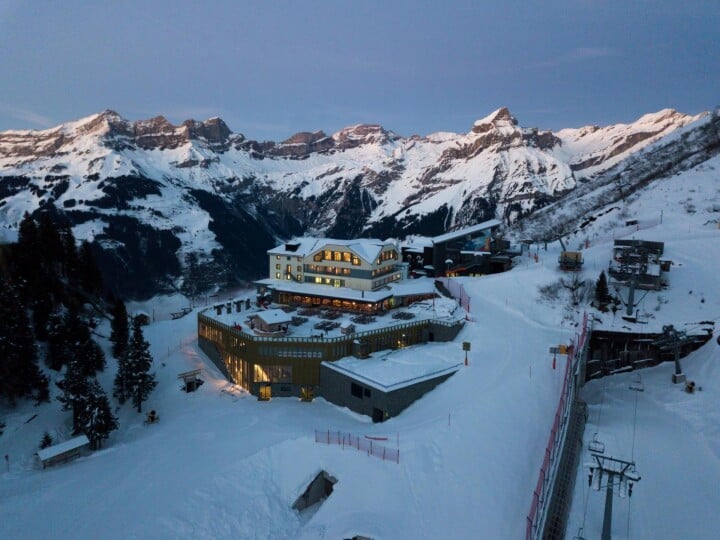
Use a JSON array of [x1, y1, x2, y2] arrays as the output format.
[[0, 211, 157, 450]]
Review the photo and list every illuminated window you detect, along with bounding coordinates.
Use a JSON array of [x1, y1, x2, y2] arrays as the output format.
[[343, 252, 351, 262], [334, 251, 342, 261], [343, 268, 350, 275], [313, 253, 322, 262], [315, 277, 322, 284], [324, 278, 332, 285], [275, 263, 280, 269], [275, 272, 281, 279], [352, 257, 360, 266], [276, 255, 280, 260], [296, 275, 302, 282], [324, 250, 332, 260]]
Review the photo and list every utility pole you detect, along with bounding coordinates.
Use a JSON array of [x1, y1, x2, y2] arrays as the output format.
[[588, 454, 641, 540]]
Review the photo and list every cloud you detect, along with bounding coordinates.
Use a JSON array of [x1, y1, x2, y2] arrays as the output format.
[[0, 105, 53, 128], [529, 47, 617, 69]]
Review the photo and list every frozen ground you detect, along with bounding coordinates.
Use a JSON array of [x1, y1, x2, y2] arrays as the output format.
[[1, 157, 719, 539]]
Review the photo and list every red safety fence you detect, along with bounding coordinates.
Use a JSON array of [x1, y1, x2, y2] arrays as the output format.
[[525, 312, 589, 540], [314, 429, 400, 464]]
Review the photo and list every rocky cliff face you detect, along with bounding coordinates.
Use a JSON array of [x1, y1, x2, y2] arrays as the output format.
[[0, 107, 708, 297]]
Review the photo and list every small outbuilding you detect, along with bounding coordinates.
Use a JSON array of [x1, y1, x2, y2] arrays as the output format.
[[36, 435, 90, 469], [250, 309, 293, 333], [319, 345, 462, 422]]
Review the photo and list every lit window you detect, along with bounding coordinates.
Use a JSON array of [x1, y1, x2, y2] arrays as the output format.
[[275, 263, 280, 269], [275, 272, 281, 279], [343, 268, 350, 275], [352, 257, 360, 266], [315, 277, 322, 284], [276, 255, 280, 260], [324, 250, 332, 260], [343, 252, 351, 263], [334, 251, 342, 261]]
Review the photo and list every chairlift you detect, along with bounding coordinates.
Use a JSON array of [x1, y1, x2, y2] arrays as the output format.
[[629, 373, 645, 392], [588, 432, 605, 454]]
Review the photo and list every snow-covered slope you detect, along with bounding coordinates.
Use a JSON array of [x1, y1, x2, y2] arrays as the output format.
[[0, 108, 709, 297]]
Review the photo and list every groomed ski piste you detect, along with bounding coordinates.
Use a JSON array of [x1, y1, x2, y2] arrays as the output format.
[[1, 156, 719, 539]]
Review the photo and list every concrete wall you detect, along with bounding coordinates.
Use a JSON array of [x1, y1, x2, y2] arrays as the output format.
[[319, 364, 457, 421]]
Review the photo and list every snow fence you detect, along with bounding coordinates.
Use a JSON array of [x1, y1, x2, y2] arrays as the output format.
[[314, 430, 399, 464]]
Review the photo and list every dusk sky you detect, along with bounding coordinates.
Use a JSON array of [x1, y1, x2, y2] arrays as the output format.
[[0, 1, 717, 140]]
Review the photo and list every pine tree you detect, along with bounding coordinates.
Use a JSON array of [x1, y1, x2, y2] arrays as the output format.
[[594, 270, 611, 308], [109, 298, 129, 360], [0, 277, 49, 405], [80, 380, 118, 450], [78, 241, 102, 293], [15, 212, 41, 298], [56, 357, 91, 433], [39, 430, 54, 449], [126, 316, 157, 413]]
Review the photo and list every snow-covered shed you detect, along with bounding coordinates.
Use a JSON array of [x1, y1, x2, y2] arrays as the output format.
[[36, 435, 90, 469], [250, 309, 293, 333]]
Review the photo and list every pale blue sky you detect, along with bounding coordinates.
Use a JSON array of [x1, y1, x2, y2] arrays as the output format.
[[0, 1, 717, 140]]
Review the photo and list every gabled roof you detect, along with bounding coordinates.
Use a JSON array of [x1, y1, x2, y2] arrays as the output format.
[[268, 237, 397, 264], [253, 308, 293, 325], [268, 237, 323, 257], [37, 435, 90, 462], [431, 219, 502, 245]]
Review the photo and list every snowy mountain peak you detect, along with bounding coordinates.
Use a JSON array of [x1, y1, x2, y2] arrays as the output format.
[[332, 124, 396, 148], [471, 107, 518, 134]]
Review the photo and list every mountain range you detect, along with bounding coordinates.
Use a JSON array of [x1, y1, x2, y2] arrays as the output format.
[[0, 107, 716, 298]]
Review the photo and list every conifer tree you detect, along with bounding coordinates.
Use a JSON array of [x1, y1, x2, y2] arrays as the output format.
[[113, 352, 130, 404], [39, 431, 54, 449], [80, 380, 118, 450], [594, 270, 611, 308], [15, 212, 40, 296], [78, 240, 102, 293], [109, 298, 129, 360], [56, 357, 91, 433], [0, 277, 49, 405], [46, 308, 71, 371], [126, 316, 157, 413]]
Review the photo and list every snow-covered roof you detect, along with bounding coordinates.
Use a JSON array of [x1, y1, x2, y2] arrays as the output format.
[[322, 344, 462, 392], [267, 237, 322, 257], [253, 309, 293, 325], [36, 435, 90, 462], [267, 237, 396, 264], [255, 279, 394, 302], [256, 277, 435, 301], [431, 219, 502, 244]]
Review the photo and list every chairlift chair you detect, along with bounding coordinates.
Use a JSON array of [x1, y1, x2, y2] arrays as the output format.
[[588, 432, 605, 454], [629, 374, 645, 392]]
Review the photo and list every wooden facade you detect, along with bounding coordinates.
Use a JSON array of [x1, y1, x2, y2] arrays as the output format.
[[198, 312, 463, 398]]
